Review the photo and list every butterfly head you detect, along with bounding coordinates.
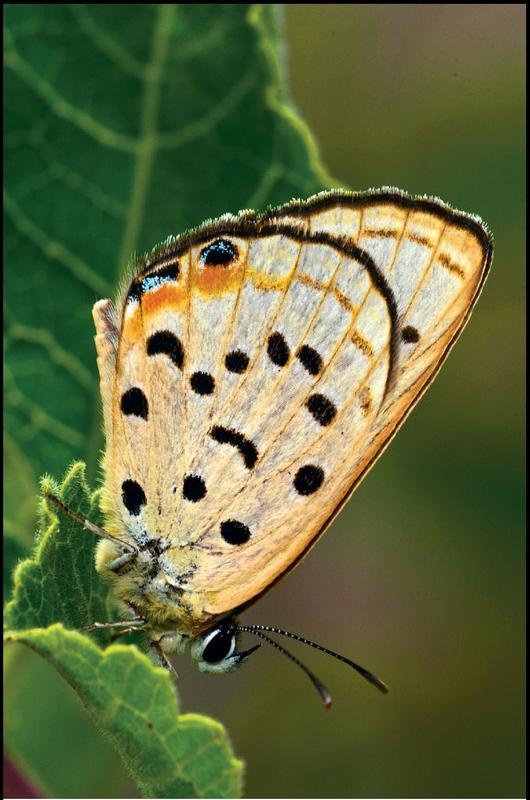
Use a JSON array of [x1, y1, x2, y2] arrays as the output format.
[[189, 618, 261, 674]]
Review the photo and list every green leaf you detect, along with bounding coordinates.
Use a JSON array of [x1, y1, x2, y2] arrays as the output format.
[[4, 463, 110, 636], [5, 647, 131, 799], [6, 626, 242, 799], [4, 465, 243, 798], [4, 4, 329, 796]]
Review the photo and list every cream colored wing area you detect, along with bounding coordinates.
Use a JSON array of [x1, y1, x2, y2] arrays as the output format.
[[93, 299, 119, 444], [107, 253, 195, 546], [273, 197, 487, 320], [174, 235, 391, 548], [302, 199, 489, 404], [208, 234, 302, 416], [181, 356, 392, 617], [173, 233, 305, 539], [93, 297, 128, 539], [183, 402, 380, 616], [184, 343, 392, 616], [183, 237, 250, 468], [168, 240, 393, 617]]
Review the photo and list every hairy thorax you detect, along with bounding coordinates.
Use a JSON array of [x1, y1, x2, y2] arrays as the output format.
[[95, 537, 216, 636]]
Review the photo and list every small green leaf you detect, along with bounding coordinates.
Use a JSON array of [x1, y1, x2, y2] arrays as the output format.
[[4, 463, 110, 636], [4, 465, 243, 798], [6, 626, 242, 799]]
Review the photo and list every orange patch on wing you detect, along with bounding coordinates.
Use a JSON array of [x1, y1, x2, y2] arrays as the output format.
[[351, 330, 374, 357], [438, 253, 465, 279], [142, 283, 188, 314], [194, 264, 244, 295], [250, 269, 290, 293], [122, 306, 143, 340], [357, 386, 372, 416]]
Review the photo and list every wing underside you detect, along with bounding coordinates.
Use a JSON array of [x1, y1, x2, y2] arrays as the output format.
[[95, 190, 492, 630]]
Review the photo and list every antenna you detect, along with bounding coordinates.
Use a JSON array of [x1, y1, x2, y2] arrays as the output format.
[[237, 624, 388, 705]]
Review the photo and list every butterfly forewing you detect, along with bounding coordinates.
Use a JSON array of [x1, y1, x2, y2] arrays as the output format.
[[95, 190, 491, 634]]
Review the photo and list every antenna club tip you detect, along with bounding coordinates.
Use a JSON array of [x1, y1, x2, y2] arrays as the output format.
[[362, 670, 389, 694], [324, 698, 332, 710]]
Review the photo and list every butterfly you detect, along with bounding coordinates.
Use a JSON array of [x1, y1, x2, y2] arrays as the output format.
[[48, 188, 492, 706]]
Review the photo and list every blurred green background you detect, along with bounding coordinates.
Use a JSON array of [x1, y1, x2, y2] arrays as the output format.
[[4, 4, 525, 798]]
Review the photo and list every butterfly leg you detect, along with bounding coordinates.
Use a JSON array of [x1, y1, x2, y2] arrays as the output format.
[[110, 626, 144, 642], [106, 551, 138, 571], [80, 618, 145, 634], [150, 639, 179, 679]]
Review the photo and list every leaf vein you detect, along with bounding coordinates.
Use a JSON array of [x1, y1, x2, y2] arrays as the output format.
[[4, 38, 139, 153]]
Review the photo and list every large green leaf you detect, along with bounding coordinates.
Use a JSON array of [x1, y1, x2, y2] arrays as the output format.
[[4, 4, 329, 797]]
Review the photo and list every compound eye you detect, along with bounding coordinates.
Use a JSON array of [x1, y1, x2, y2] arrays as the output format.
[[201, 627, 236, 664]]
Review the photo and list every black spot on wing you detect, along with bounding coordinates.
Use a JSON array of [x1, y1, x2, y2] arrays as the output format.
[[297, 344, 322, 375], [220, 519, 251, 545], [147, 331, 184, 369], [306, 393, 337, 426], [267, 331, 290, 367], [121, 387, 148, 420], [200, 239, 238, 266], [225, 349, 249, 373], [294, 465, 324, 496], [402, 325, 420, 343], [183, 474, 207, 502], [190, 371, 215, 395], [122, 479, 146, 515], [209, 425, 258, 469]]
